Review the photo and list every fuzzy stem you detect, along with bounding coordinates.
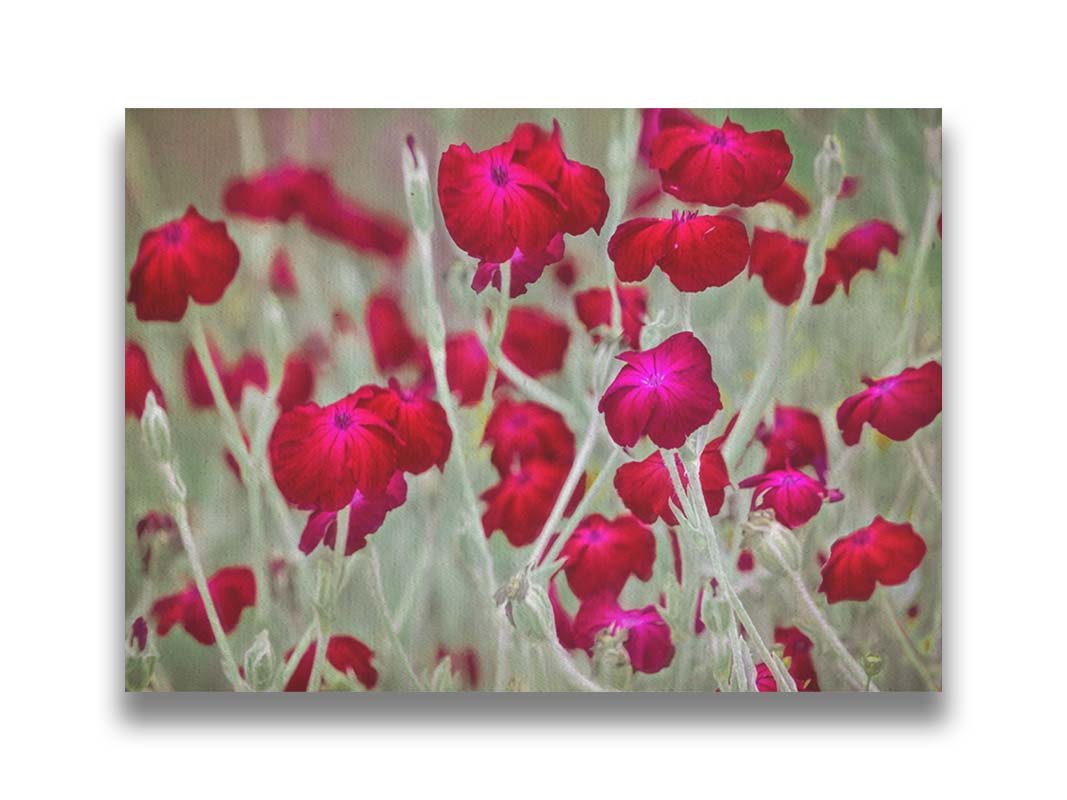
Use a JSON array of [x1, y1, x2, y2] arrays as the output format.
[[897, 185, 942, 359], [787, 570, 876, 691], [526, 408, 601, 571], [878, 591, 940, 691], [368, 545, 425, 690], [602, 108, 640, 335], [307, 504, 351, 692]]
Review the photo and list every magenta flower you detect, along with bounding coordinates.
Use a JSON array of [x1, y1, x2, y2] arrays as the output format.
[[573, 594, 675, 674], [598, 332, 722, 449], [738, 466, 843, 529], [837, 361, 942, 446]]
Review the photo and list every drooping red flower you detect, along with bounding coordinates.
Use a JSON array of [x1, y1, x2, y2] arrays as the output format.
[[572, 593, 675, 674], [365, 292, 418, 373], [775, 626, 821, 691], [649, 110, 793, 208], [755, 662, 778, 691], [445, 332, 489, 407], [480, 458, 586, 547], [559, 514, 656, 600], [839, 176, 860, 198], [482, 397, 575, 474], [738, 466, 842, 529], [757, 405, 829, 482], [574, 284, 648, 349], [766, 183, 812, 218], [438, 140, 561, 263], [471, 234, 565, 298], [837, 361, 942, 446], [608, 210, 750, 292], [135, 511, 178, 571], [814, 220, 902, 303], [510, 120, 610, 237], [435, 645, 482, 690], [500, 306, 570, 378], [269, 248, 298, 296], [737, 549, 755, 572], [354, 380, 452, 474], [599, 332, 722, 449], [613, 450, 687, 526], [130, 616, 149, 652], [277, 353, 316, 412], [284, 635, 378, 691], [298, 471, 408, 557], [818, 516, 927, 603], [268, 388, 399, 512], [126, 341, 165, 418], [127, 206, 241, 322], [748, 227, 808, 306], [150, 566, 256, 646], [225, 164, 407, 261]]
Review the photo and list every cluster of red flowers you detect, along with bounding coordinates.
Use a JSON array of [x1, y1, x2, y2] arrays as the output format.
[[127, 108, 940, 690]]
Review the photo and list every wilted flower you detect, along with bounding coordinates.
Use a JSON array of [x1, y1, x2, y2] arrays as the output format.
[[814, 220, 902, 303], [298, 471, 408, 557]]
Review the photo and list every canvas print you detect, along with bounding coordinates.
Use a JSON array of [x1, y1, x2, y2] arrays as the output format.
[[125, 109, 941, 692]]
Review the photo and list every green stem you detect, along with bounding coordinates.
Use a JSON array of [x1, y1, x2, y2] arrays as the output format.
[[307, 504, 351, 692], [897, 185, 942, 359], [368, 545, 425, 690], [878, 592, 940, 691]]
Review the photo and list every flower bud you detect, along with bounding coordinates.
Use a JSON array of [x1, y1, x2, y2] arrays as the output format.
[[814, 134, 845, 199], [699, 582, 733, 634], [402, 135, 433, 233], [741, 510, 800, 575], [125, 650, 157, 692], [707, 632, 733, 689], [140, 391, 172, 464], [495, 572, 555, 642], [862, 652, 884, 680], [429, 657, 459, 692], [243, 630, 275, 691], [592, 627, 631, 686]]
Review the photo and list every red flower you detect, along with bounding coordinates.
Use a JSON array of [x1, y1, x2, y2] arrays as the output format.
[[284, 635, 378, 691], [277, 353, 316, 412], [445, 332, 489, 407], [482, 397, 575, 474], [573, 594, 675, 674], [298, 471, 408, 557], [150, 566, 256, 646], [614, 450, 687, 526], [510, 120, 610, 237], [365, 292, 418, 373], [818, 516, 927, 603], [269, 248, 298, 296], [766, 183, 811, 218], [649, 110, 793, 207], [737, 550, 755, 572], [837, 361, 942, 446], [355, 380, 452, 474], [268, 388, 399, 512], [748, 227, 808, 306], [471, 234, 565, 298], [775, 626, 821, 691], [480, 458, 586, 547], [738, 466, 842, 529], [501, 306, 570, 378], [599, 332, 722, 449], [126, 341, 165, 418], [183, 343, 267, 409], [554, 259, 577, 287], [130, 617, 149, 652], [136, 511, 178, 571], [225, 164, 406, 260], [574, 284, 648, 349], [435, 646, 482, 690], [438, 140, 561, 263], [699, 434, 732, 517], [814, 220, 902, 303], [559, 513, 656, 600], [608, 210, 750, 292], [757, 405, 829, 482], [755, 662, 778, 691], [127, 206, 240, 322]]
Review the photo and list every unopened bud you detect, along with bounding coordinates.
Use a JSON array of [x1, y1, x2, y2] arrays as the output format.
[[699, 581, 733, 634], [402, 136, 433, 233], [741, 510, 800, 575], [141, 392, 172, 464], [708, 632, 733, 689], [243, 630, 275, 691], [592, 627, 631, 686], [125, 618, 156, 692], [815, 135, 845, 199], [862, 652, 884, 679], [495, 572, 555, 642]]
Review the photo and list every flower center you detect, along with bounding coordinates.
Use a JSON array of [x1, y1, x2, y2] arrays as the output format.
[[644, 371, 667, 388], [490, 163, 510, 187], [333, 409, 354, 430], [670, 209, 699, 224], [707, 129, 727, 146], [161, 222, 185, 246], [852, 530, 872, 547]]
